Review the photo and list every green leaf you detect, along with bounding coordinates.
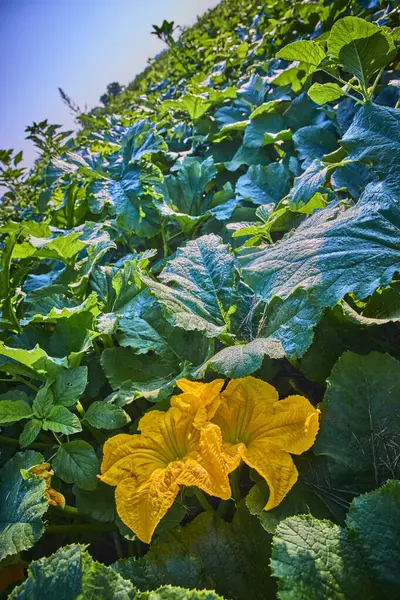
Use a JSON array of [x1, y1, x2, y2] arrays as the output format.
[[341, 104, 400, 176], [154, 157, 217, 232], [293, 125, 338, 168], [308, 82, 345, 104], [136, 587, 224, 600], [243, 113, 290, 148], [20, 232, 86, 265], [276, 40, 326, 67], [113, 506, 273, 600], [0, 399, 33, 424], [32, 383, 54, 418], [117, 292, 210, 367], [52, 440, 100, 490], [9, 544, 136, 599], [83, 401, 131, 430], [236, 164, 291, 205], [288, 159, 329, 207], [204, 338, 284, 378], [21, 293, 99, 326], [0, 451, 48, 560], [121, 119, 167, 164], [42, 405, 82, 435], [0, 341, 67, 376], [327, 16, 396, 87], [164, 94, 213, 120], [241, 177, 400, 356], [52, 367, 88, 407], [19, 419, 42, 448], [270, 481, 400, 600], [314, 351, 400, 484], [73, 482, 117, 522], [143, 234, 238, 338], [101, 347, 188, 402]]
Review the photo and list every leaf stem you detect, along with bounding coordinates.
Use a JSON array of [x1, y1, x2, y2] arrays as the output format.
[[369, 66, 385, 101], [160, 221, 169, 258], [194, 488, 213, 512]]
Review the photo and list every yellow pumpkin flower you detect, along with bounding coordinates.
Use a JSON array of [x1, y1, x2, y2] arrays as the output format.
[[211, 376, 320, 510], [99, 379, 230, 543]]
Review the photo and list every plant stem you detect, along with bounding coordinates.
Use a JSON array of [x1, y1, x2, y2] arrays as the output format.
[[194, 488, 213, 512], [52, 504, 82, 516], [46, 523, 117, 534], [113, 531, 123, 559], [230, 468, 242, 503], [0, 435, 53, 450], [369, 66, 385, 100], [160, 221, 169, 258]]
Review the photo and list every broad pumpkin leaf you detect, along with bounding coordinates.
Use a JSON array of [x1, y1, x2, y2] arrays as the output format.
[[341, 103, 400, 176], [121, 119, 167, 164], [327, 16, 396, 87], [101, 346, 190, 402], [113, 506, 274, 600], [154, 157, 218, 232], [241, 177, 400, 356], [314, 351, 400, 485], [202, 337, 284, 378], [276, 40, 326, 68], [143, 234, 241, 338], [235, 163, 290, 205], [271, 480, 400, 600], [136, 587, 225, 600], [9, 544, 136, 599], [0, 451, 48, 560]]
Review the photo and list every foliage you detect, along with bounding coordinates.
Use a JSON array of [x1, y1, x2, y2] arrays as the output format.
[[0, 0, 399, 598]]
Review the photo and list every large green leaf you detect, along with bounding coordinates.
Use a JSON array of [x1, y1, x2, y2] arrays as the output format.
[[314, 351, 400, 485], [341, 104, 400, 176], [271, 481, 400, 600], [0, 451, 48, 560], [235, 164, 290, 206], [113, 506, 273, 600], [241, 177, 400, 356], [202, 337, 284, 378], [327, 16, 396, 87], [9, 544, 136, 599], [143, 234, 240, 338], [101, 346, 190, 402], [136, 588, 225, 600], [154, 157, 218, 232]]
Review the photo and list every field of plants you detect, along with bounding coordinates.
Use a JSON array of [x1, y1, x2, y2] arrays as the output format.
[[0, 0, 399, 597]]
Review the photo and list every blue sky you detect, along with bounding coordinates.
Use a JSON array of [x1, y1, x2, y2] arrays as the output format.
[[0, 0, 219, 166]]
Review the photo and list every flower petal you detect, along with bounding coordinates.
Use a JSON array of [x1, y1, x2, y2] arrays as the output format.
[[213, 376, 279, 444], [115, 466, 181, 543], [173, 379, 224, 427], [240, 440, 298, 510], [100, 433, 171, 486], [179, 424, 231, 499], [248, 395, 320, 453]]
